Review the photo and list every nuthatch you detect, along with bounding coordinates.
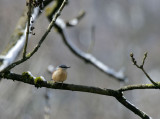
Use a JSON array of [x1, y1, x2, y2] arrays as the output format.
[[52, 65, 70, 83]]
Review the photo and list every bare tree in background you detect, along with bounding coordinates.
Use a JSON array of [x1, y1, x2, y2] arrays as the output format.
[[0, 0, 160, 119]]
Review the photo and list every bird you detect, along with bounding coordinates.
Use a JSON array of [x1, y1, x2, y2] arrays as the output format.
[[52, 65, 70, 83]]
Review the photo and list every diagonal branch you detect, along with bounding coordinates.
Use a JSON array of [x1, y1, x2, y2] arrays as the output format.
[[57, 27, 126, 81], [45, 10, 126, 81], [115, 95, 151, 119], [0, 0, 54, 72], [130, 53, 159, 87], [0, 0, 67, 73]]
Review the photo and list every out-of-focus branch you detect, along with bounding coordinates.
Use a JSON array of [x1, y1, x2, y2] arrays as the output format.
[[59, 28, 126, 81], [44, 89, 51, 119], [0, 71, 152, 119], [87, 25, 95, 53], [0, 7, 39, 72], [65, 11, 85, 27], [45, 0, 65, 21], [45, 9, 126, 81], [0, 0, 54, 72], [0, 0, 67, 73], [130, 53, 159, 87]]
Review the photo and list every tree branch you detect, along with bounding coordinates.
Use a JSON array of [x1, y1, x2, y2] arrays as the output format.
[[0, 0, 54, 72], [119, 83, 160, 92], [0, 0, 67, 73], [0, 71, 152, 119], [0, 1, 155, 119], [115, 95, 151, 119], [23, 0, 32, 58], [130, 53, 159, 87], [1, 72, 118, 96], [45, 9, 126, 81]]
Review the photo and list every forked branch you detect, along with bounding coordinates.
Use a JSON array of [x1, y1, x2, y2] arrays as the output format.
[[130, 52, 159, 87], [0, 0, 67, 73]]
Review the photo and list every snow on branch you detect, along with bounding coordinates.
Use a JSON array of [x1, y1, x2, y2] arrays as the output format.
[[50, 16, 127, 81], [0, 71, 152, 119], [0, 0, 54, 72]]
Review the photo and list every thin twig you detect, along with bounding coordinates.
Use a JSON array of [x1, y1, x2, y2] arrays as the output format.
[[130, 53, 158, 87], [0, 0, 67, 73], [141, 68, 158, 87], [0, 0, 53, 72], [23, 0, 31, 58], [142, 52, 147, 67]]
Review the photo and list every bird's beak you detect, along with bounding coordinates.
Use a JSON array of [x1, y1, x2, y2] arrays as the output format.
[[67, 66, 71, 68]]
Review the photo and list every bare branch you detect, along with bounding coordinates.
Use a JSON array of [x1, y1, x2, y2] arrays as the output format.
[[0, 1, 155, 118], [142, 52, 147, 67], [0, 0, 67, 73], [130, 53, 159, 87], [119, 83, 160, 92], [115, 95, 152, 119], [45, 12, 126, 81], [59, 23, 126, 81], [0, 7, 39, 72], [1, 72, 118, 96], [0, 71, 151, 119], [23, 0, 32, 58], [0, 0, 54, 72]]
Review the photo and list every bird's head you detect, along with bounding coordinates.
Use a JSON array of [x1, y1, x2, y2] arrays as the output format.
[[57, 64, 70, 70]]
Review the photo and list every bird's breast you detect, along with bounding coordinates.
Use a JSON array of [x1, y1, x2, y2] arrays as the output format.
[[52, 69, 67, 82]]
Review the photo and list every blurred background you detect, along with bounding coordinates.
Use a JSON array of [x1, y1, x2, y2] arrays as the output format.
[[0, 0, 160, 119]]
